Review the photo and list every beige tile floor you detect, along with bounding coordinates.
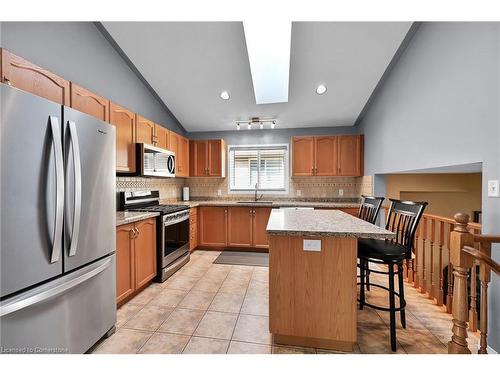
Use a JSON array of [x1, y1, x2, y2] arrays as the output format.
[[91, 250, 480, 354]]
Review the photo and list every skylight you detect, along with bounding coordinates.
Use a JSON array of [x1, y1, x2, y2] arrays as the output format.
[[243, 21, 291, 105]]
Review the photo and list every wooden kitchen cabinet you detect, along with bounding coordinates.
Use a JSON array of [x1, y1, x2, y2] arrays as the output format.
[[189, 139, 226, 177], [292, 136, 315, 176], [315, 136, 338, 176], [292, 134, 363, 177], [338, 135, 363, 176], [110, 102, 136, 173], [227, 207, 253, 247], [134, 218, 157, 290], [189, 208, 198, 251], [1, 49, 70, 105], [170, 132, 189, 177], [199, 206, 227, 247], [136, 115, 156, 146], [177, 135, 190, 177], [155, 125, 169, 150], [116, 223, 135, 304], [252, 207, 272, 249], [70, 83, 109, 122], [116, 218, 157, 305]]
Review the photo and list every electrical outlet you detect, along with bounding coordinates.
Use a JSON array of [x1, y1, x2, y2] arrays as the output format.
[[488, 180, 499, 197], [217, 189, 222, 197], [296, 189, 301, 197], [338, 189, 344, 197]]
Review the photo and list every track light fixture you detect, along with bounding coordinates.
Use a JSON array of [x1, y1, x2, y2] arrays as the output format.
[[235, 118, 277, 130]]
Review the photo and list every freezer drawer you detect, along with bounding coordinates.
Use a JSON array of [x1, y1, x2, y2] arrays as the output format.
[[0, 255, 116, 354]]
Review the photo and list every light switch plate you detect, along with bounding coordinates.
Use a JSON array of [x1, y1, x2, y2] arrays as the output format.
[[488, 180, 499, 197], [217, 189, 222, 196], [296, 189, 301, 197], [303, 239, 321, 252], [338, 189, 344, 197]]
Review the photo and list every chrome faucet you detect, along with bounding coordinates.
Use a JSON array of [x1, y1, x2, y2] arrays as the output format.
[[254, 183, 264, 202]]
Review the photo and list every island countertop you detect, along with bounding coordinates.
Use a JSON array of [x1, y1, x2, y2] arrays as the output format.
[[266, 208, 394, 238]]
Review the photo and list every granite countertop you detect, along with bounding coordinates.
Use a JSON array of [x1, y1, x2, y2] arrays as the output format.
[[159, 199, 360, 209], [266, 209, 394, 238], [116, 211, 160, 226]]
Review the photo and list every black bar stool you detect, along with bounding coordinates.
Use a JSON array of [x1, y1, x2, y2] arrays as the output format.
[[358, 195, 385, 225], [358, 199, 427, 352], [357, 196, 385, 291]]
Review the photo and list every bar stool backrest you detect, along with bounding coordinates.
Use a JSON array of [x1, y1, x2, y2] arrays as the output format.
[[385, 199, 428, 258], [358, 196, 385, 224]]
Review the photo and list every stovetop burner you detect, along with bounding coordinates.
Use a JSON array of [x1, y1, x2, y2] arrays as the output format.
[[129, 204, 189, 215]]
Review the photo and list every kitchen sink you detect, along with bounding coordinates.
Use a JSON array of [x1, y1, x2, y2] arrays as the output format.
[[237, 201, 274, 204]]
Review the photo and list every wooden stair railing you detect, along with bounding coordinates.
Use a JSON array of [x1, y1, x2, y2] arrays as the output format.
[[447, 213, 500, 354]]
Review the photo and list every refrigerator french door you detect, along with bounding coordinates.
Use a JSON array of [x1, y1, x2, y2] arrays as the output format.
[[0, 84, 116, 353]]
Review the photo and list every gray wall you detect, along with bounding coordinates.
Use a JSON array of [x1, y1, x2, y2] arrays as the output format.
[[359, 22, 500, 351], [187, 125, 359, 146], [0, 22, 184, 134]]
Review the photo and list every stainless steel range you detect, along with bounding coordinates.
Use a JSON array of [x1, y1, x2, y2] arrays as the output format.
[[120, 191, 190, 282]]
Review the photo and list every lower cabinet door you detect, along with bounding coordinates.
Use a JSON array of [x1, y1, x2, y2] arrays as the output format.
[[134, 218, 157, 290], [252, 207, 272, 248], [116, 224, 135, 304], [199, 206, 227, 247], [227, 207, 253, 247]]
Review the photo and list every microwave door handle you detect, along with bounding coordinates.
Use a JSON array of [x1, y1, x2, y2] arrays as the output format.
[[49, 116, 64, 263], [67, 121, 82, 257]]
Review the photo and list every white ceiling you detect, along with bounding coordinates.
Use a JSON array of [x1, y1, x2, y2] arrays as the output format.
[[103, 22, 412, 132]]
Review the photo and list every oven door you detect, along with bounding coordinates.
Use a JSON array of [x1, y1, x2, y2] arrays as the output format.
[[162, 215, 189, 267]]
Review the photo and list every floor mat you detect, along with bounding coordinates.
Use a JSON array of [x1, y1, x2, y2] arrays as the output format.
[[213, 251, 269, 267]]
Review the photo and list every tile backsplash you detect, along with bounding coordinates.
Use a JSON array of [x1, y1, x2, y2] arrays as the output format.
[[116, 175, 372, 200]]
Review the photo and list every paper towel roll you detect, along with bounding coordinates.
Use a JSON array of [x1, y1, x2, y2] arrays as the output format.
[[183, 187, 189, 201]]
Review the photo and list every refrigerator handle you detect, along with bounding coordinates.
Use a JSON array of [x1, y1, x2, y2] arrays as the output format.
[[0, 257, 112, 317], [67, 121, 82, 257], [49, 116, 64, 264]]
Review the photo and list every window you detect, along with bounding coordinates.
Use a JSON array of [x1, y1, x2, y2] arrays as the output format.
[[228, 144, 289, 192]]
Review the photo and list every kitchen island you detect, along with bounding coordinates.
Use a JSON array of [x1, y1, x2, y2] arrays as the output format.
[[266, 209, 394, 352]]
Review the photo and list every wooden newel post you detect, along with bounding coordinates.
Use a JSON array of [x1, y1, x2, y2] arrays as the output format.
[[448, 213, 474, 354]]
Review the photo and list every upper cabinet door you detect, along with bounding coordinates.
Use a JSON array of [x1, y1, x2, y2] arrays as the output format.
[[110, 102, 136, 173], [338, 135, 363, 176], [169, 131, 180, 173], [190, 140, 208, 176], [292, 136, 315, 176], [155, 125, 169, 150], [177, 136, 190, 177], [136, 115, 155, 146], [208, 140, 224, 177], [70, 83, 109, 122], [1, 49, 70, 105], [315, 136, 338, 176]]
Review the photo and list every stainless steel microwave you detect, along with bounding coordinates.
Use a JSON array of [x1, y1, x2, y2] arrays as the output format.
[[137, 143, 175, 178]]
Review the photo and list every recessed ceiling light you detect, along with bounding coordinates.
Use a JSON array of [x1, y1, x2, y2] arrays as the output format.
[[220, 91, 230, 100], [316, 84, 327, 95]]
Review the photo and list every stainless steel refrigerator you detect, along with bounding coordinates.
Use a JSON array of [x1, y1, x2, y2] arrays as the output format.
[[0, 84, 116, 354]]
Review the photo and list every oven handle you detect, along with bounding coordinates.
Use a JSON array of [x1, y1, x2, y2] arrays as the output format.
[[163, 212, 190, 226]]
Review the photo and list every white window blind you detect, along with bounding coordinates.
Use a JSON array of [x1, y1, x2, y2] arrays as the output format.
[[229, 145, 288, 191]]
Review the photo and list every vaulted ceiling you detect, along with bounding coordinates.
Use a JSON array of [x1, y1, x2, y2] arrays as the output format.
[[103, 22, 412, 132]]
